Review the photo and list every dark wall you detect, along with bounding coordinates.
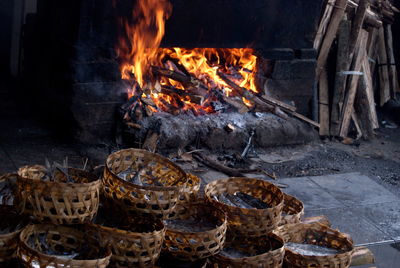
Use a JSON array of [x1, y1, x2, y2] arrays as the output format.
[[0, 0, 14, 77], [162, 0, 325, 51]]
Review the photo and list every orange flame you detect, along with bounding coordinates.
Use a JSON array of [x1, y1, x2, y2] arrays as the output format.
[[119, 0, 172, 87], [117, 0, 261, 115]]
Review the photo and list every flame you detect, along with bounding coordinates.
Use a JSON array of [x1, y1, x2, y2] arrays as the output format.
[[119, 0, 172, 87], [117, 0, 261, 116]]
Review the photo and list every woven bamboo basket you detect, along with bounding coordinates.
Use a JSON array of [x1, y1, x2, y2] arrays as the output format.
[[0, 173, 18, 207], [18, 223, 111, 268], [180, 173, 201, 204], [204, 177, 284, 236], [280, 194, 304, 226], [274, 222, 354, 268], [166, 173, 201, 219], [17, 165, 101, 224], [88, 209, 166, 268], [0, 207, 29, 262], [163, 202, 227, 261], [210, 232, 284, 268], [103, 149, 188, 219]]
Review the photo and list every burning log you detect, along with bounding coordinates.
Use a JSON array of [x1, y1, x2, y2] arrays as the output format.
[[216, 71, 279, 114], [218, 71, 321, 127], [161, 85, 204, 105]]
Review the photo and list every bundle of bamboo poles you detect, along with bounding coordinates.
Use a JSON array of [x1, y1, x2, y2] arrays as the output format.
[[315, 0, 399, 139]]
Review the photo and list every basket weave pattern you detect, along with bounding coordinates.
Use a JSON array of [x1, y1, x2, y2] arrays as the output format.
[[280, 194, 304, 226], [18, 224, 111, 268], [88, 220, 165, 268], [205, 177, 284, 236], [275, 223, 354, 268], [17, 166, 101, 224], [163, 202, 227, 261], [103, 149, 187, 219], [211, 232, 284, 268]]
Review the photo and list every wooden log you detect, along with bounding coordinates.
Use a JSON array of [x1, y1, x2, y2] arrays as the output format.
[[191, 150, 244, 177], [331, 19, 351, 136], [377, 26, 391, 106], [302, 215, 331, 226], [351, 111, 363, 140], [316, 0, 348, 79], [161, 85, 204, 105], [314, 0, 335, 51], [351, 246, 375, 266], [354, 70, 375, 140], [319, 68, 330, 136], [347, 1, 383, 28], [260, 94, 297, 112], [362, 55, 379, 129], [348, 0, 369, 59], [384, 24, 399, 99], [217, 71, 278, 114], [339, 29, 369, 137], [221, 95, 249, 114]]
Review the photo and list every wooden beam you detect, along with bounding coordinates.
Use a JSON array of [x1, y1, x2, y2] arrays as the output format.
[[316, 0, 348, 79], [314, 0, 336, 51], [339, 30, 369, 137], [362, 55, 379, 129], [319, 68, 330, 136], [331, 19, 351, 136], [348, 0, 369, 58]]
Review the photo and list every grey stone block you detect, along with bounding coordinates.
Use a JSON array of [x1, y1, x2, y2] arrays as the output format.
[[356, 202, 400, 241], [279, 177, 343, 210], [272, 59, 316, 80], [309, 172, 399, 206]]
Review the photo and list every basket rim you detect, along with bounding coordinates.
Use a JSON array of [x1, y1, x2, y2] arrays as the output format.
[[19, 223, 112, 263], [88, 220, 166, 237], [216, 232, 284, 261], [104, 148, 188, 191], [282, 193, 304, 215], [17, 166, 101, 187], [278, 222, 354, 258], [164, 203, 227, 235], [204, 177, 284, 212]]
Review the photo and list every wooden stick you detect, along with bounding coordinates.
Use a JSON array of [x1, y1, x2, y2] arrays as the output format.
[[347, 0, 383, 28], [316, 0, 348, 79], [314, 0, 335, 51], [319, 68, 330, 136], [191, 151, 244, 177], [351, 246, 375, 266], [362, 55, 379, 129], [348, 0, 370, 58], [331, 19, 351, 136], [377, 26, 391, 106], [354, 71, 375, 140], [217, 71, 279, 115], [339, 29, 369, 137]]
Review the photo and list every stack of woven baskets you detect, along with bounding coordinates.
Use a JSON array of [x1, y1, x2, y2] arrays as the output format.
[[0, 148, 355, 268]]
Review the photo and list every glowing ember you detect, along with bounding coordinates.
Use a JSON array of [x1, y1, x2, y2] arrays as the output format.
[[117, 0, 261, 116]]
